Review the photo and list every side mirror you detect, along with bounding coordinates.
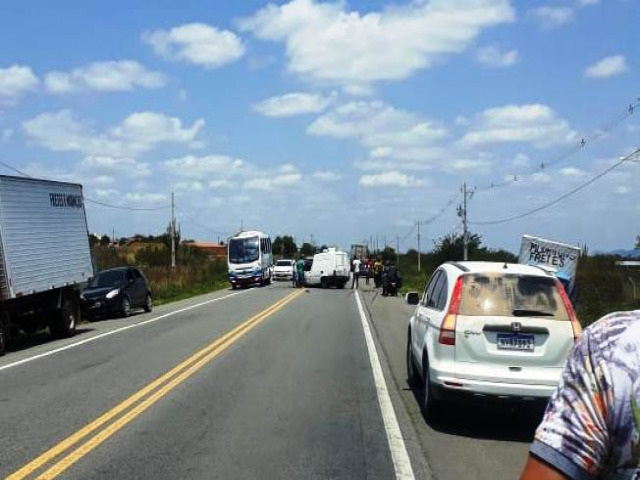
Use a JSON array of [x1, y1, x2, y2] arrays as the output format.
[[406, 292, 420, 306]]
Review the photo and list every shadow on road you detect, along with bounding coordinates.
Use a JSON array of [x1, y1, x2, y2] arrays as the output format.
[[7, 327, 95, 354], [407, 383, 545, 444]]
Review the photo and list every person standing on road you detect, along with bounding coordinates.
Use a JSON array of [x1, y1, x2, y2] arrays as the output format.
[[351, 257, 362, 289], [520, 310, 640, 480], [364, 259, 371, 286], [296, 256, 305, 288], [292, 256, 298, 288], [373, 258, 383, 288]]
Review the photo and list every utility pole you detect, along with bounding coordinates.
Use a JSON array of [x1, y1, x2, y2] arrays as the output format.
[[396, 235, 400, 266], [458, 182, 469, 261], [417, 221, 421, 272], [171, 191, 176, 269]]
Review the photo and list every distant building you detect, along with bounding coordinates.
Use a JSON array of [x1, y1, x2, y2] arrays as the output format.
[[187, 242, 228, 259]]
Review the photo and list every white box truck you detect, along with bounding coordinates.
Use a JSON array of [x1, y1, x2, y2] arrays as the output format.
[[0, 175, 93, 355]]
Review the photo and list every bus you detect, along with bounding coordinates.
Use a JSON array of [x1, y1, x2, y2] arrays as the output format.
[[227, 230, 273, 289]]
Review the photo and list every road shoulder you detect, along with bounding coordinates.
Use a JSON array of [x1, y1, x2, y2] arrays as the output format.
[[358, 288, 434, 480]]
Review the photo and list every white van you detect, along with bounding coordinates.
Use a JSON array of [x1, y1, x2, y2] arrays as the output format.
[[305, 248, 349, 289]]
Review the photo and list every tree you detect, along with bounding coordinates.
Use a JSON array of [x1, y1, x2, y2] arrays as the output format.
[[88, 233, 100, 248], [299, 242, 316, 257], [273, 235, 297, 257], [272, 236, 284, 256], [432, 232, 482, 265], [636, 236, 640, 249], [100, 234, 111, 246], [282, 236, 297, 256], [160, 221, 181, 252]]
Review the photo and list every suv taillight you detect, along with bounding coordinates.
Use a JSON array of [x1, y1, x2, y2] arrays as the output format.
[[555, 279, 582, 342], [439, 276, 464, 346]]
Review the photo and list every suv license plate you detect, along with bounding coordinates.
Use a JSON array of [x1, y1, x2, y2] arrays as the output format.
[[497, 334, 534, 352]]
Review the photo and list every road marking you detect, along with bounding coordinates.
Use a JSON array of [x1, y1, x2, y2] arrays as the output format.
[[8, 289, 303, 480], [355, 291, 415, 480], [0, 288, 254, 373]]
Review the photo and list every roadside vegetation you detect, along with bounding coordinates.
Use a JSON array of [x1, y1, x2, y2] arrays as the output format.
[[385, 232, 640, 328], [90, 227, 228, 306]]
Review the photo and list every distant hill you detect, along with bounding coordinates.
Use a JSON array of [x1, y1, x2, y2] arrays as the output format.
[[606, 249, 640, 259]]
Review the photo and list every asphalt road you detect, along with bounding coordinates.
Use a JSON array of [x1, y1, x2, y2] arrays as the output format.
[[0, 281, 543, 479], [358, 286, 544, 480]]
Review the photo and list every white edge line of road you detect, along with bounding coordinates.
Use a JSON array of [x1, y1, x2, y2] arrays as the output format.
[[355, 291, 416, 480], [0, 288, 253, 373]]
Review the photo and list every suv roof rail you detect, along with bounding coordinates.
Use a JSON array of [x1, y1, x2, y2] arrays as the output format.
[[447, 261, 469, 272]]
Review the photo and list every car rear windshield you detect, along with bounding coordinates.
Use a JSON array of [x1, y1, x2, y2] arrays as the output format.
[[458, 273, 569, 320], [276, 260, 292, 266]]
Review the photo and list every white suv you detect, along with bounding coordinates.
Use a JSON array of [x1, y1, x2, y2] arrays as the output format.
[[406, 261, 581, 419]]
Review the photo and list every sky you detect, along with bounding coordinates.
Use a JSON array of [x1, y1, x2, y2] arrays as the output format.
[[0, 0, 638, 253]]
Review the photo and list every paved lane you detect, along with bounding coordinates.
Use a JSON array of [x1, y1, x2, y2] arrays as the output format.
[[359, 287, 544, 480], [0, 284, 400, 479]]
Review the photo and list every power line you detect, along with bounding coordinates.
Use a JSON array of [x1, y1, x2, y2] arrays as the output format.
[[0, 160, 32, 178], [422, 193, 459, 226], [0, 159, 170, 211], [85, 198, 169, 211], [472, 96, 640, 194], [470, 147, 640, 226], [176, 206, 234, 237]]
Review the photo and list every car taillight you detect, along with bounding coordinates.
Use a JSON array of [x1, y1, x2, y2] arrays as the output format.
[[555, 279, 582, 342], [439, 276, 464, 346]]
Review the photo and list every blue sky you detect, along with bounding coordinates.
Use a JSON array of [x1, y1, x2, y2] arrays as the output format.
[[0, 0, 638, 253]]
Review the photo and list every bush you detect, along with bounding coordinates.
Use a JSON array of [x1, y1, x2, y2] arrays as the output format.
[[90, 244, 228, 305]]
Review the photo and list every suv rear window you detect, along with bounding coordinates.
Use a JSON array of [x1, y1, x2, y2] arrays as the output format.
[[458, 273, 569, 320]]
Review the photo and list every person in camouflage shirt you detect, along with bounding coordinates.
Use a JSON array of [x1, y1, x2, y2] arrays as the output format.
[[521, 311, 640, 479]]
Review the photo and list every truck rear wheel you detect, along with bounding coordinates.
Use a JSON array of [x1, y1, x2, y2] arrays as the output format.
[[50, 295, 79, 339], [321, 277, 329, 289], [0, 312, 8, 356]]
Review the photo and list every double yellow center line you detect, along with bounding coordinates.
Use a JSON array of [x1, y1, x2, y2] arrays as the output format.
[[9, 289, 304, 480]]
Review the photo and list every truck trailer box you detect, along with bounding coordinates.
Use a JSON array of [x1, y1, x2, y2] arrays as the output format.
[[0, 175, 93, 300]]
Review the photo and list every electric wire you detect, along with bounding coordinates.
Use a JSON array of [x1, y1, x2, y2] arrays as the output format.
[[469, 147, 640, 226]]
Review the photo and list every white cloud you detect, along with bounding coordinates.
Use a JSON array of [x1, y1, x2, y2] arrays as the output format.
[[143, 23, 245, 69], [450, 158, 491, 171], [239, 0, 515, 88], [23, 110, 204, 157], [309, 101, 447, 157], [44, 60, 166, 94], [312, 170, 342, 181], [615, 185, 630, 195], [178, 89, 188, 101], [81, 156, 151, 178], [584, 55, 628, 79], [512, 153, 529, 167], [163, 155, 244, 179], [243, 173, 302, 190], [459, 104, 577, 148], [530, 6, 574, 28], [0, 65, 39, 103], [359, 171, 423, 188], [476, 45, 518, 67], [253, 92, 332, 117], [576, 0, 599, 6], [94, 188, 120, 197], [123, 192, 168, 205], [559, 166, 586, 177]]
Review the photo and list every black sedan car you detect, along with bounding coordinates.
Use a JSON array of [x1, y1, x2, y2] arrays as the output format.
[[82, 267, 152, 319]]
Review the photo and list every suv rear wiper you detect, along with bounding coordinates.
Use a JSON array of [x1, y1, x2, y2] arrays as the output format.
[[512, 308, 555, 317]]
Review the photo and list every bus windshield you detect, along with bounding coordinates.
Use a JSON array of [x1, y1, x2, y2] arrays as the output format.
[[229, 237, 260, 264]]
